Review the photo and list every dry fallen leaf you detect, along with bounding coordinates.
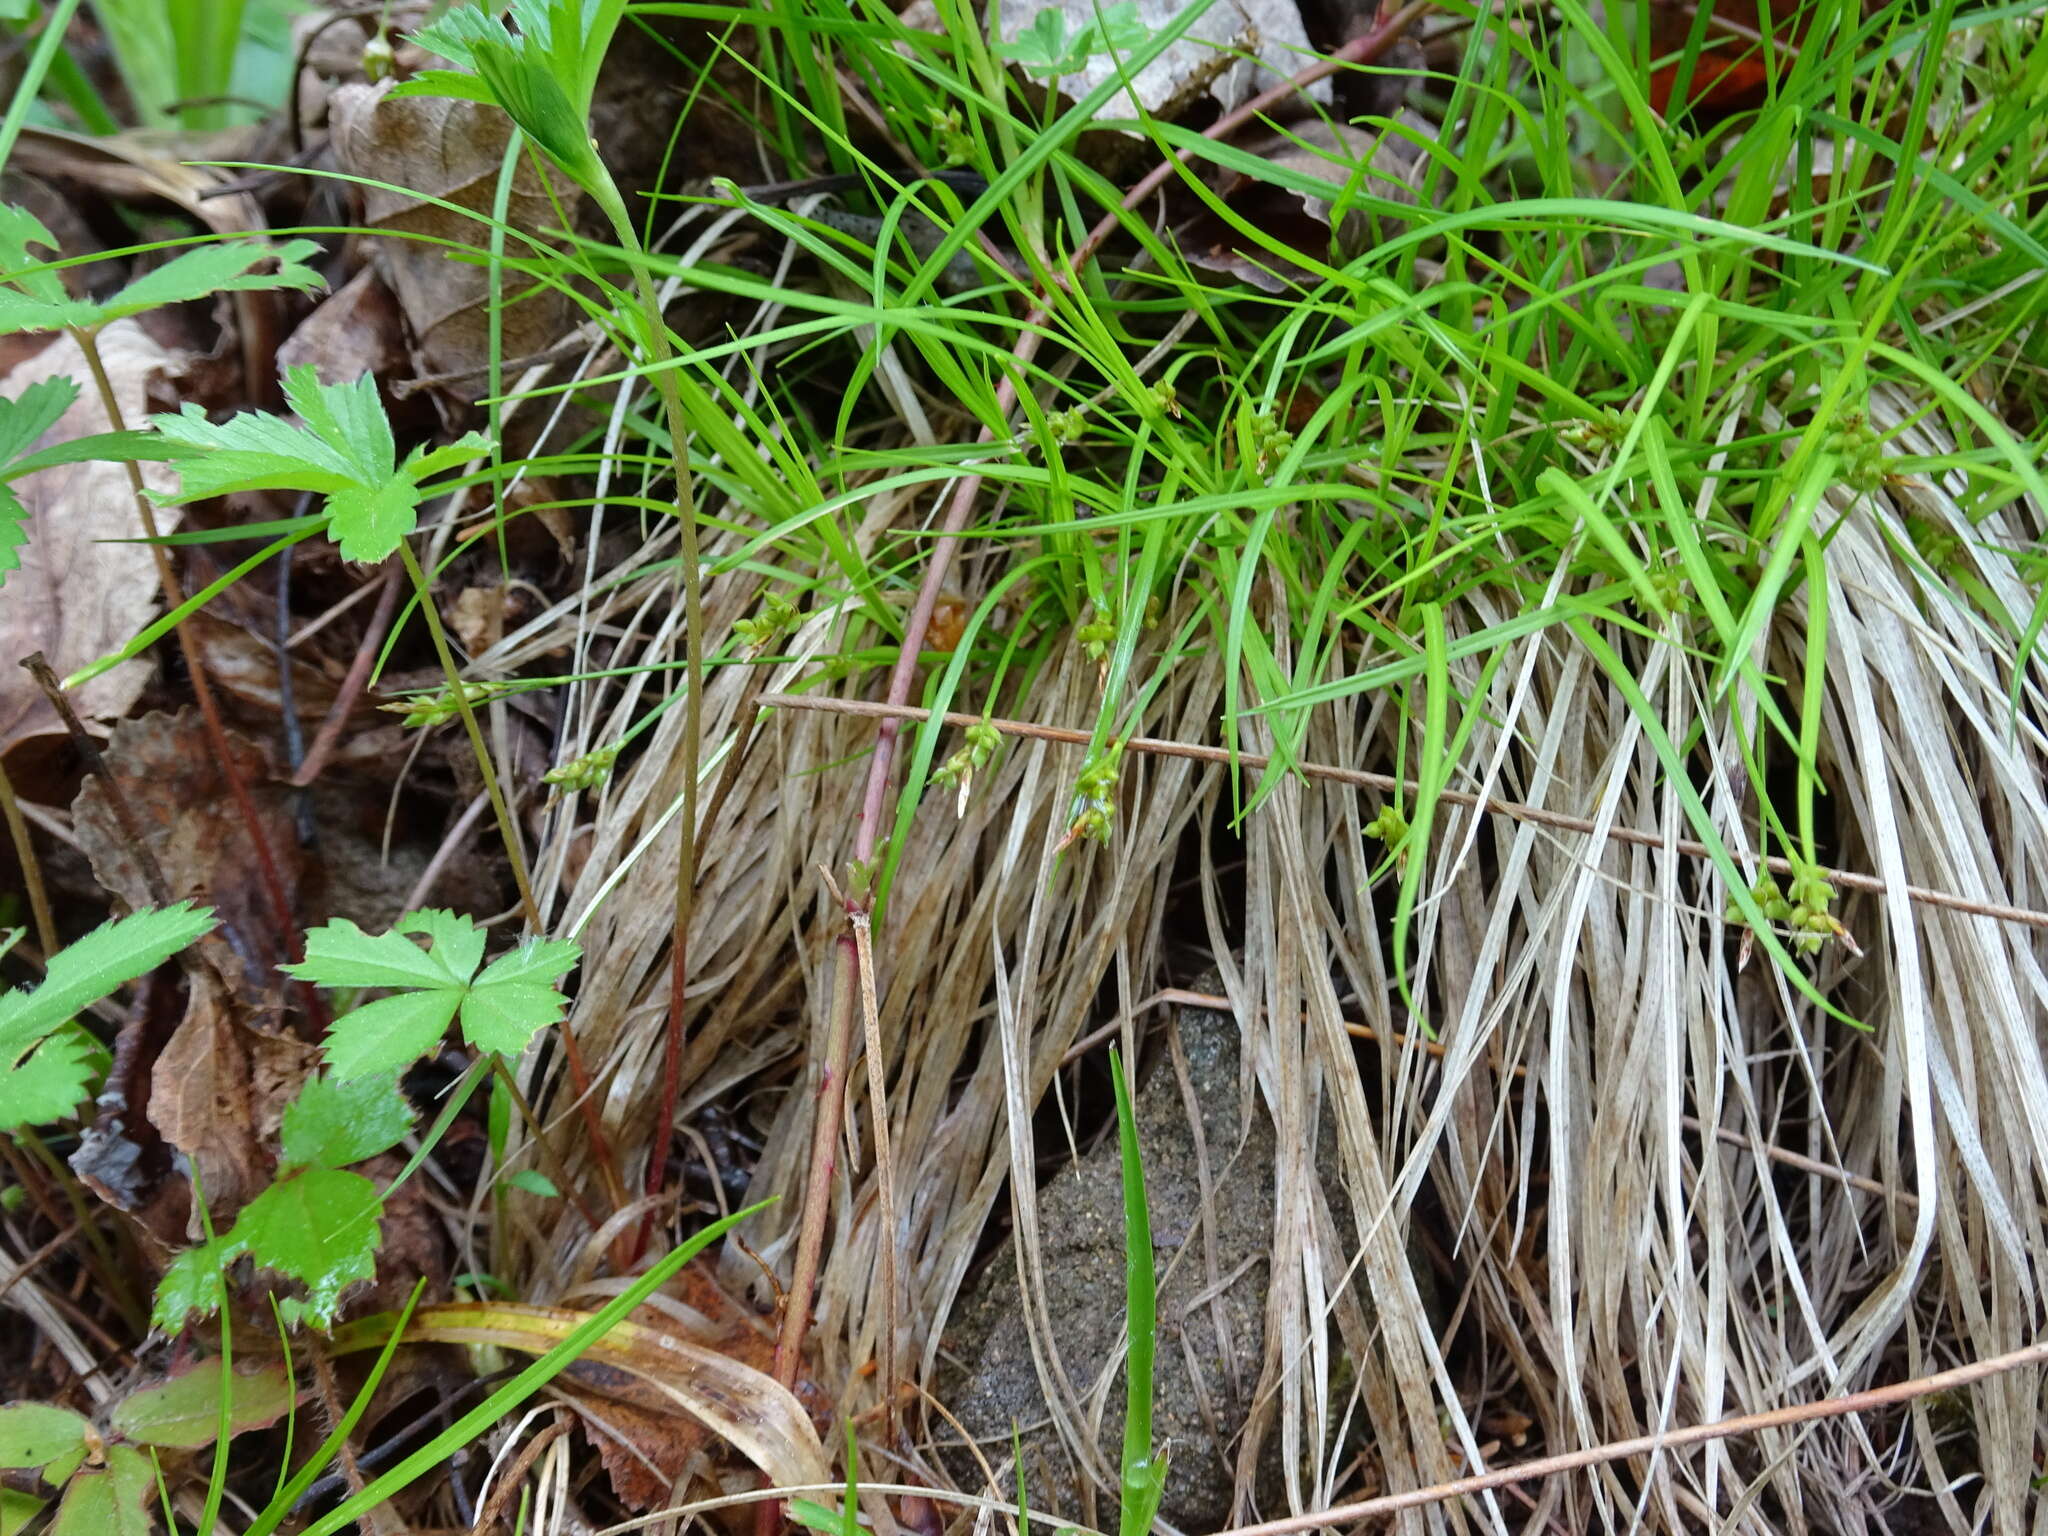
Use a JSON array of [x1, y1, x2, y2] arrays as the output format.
[[328, 81, 581, 399], [1178, 114, 1428, 292], [0, 324, 183, 758], [150, 971, 317, 1231], [992, 0, 1328, 123], [275, 265, 409, 388], [371, 1282, 828, 1512], [71, 709, 308, 1016]]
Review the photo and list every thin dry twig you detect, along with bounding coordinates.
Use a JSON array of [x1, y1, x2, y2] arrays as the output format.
[[760, 692, 2048, 936], [293, 560, 403, 787], [1216, 1339, 2048, 1535]]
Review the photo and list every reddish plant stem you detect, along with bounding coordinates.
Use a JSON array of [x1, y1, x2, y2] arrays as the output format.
[[292, 560, 403, 787], [762, 0, 1432, 1492], [69, 326, 326, 1030]]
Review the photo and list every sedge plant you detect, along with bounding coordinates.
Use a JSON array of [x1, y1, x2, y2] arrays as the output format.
[[395, 0, 729, 1223]]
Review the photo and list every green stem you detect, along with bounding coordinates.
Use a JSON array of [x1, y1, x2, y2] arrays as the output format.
[[392, 537, 625, 1205]]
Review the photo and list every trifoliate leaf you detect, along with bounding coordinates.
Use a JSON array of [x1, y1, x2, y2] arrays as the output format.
[[47, 1445, 152, 1536], [286, 910, 579, 1079], [279, 1070, 414, 1173], [146, 366, 491, 562], [0, 903, 216, 1131], [0, 236, 324, 336], [0, 1403, 90, 1479], [108, 1359, 297, 1450], [233, 1167, 383, 1329]]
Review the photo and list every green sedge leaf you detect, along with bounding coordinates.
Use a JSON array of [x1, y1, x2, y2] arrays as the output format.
[[280, 1071, 414, 1172]]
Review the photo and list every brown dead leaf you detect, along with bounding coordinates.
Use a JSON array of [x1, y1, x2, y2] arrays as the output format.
[[381, 1279, 826, 1513], [150, 971, 318, 1230], [185, 612, 340, 727], [69, 968, 183, 1229], [0, 324, 183, 759], [449, 586, 505, 654], [71, 709, 307, 1017], [328, 81, 580, 399], [276, 265, 408, 388]]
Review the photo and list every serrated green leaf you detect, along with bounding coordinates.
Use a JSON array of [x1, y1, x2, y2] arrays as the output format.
[[462, 936, 577, 1056], [153, 1235, 239, 1332], [102, 239, 325, 323], [0, 903, 215, 1131], [291, 911, 577, 1078], [0, 484, 25, 592], [0, 205, 66, 305], [144, 366, 495, 564], [233, 1168, 383, 1329], [321, 991, 463, 1082], [48, 1445, 152, 1536], [0, 1403, 89, 1475], [280, 1071, 414, 1172], [283, 362, 393, 482], [399, 909, 489, 978], [108, 1359, 297, 1450], [0, 428, 192, 483], [0, 239, 324, 335], [0, 375, 78, 465], [471, 936, 579, 991], [0, 1029, 98, 1132], [285, 915, 472, 992], [394, 0, 619, 191]]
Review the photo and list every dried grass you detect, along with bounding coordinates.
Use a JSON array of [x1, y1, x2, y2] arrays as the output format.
[[493, 331, 2048, 1536]]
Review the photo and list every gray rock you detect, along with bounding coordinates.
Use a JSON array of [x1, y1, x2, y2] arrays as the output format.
[[935, 994, 1313, 1531]]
